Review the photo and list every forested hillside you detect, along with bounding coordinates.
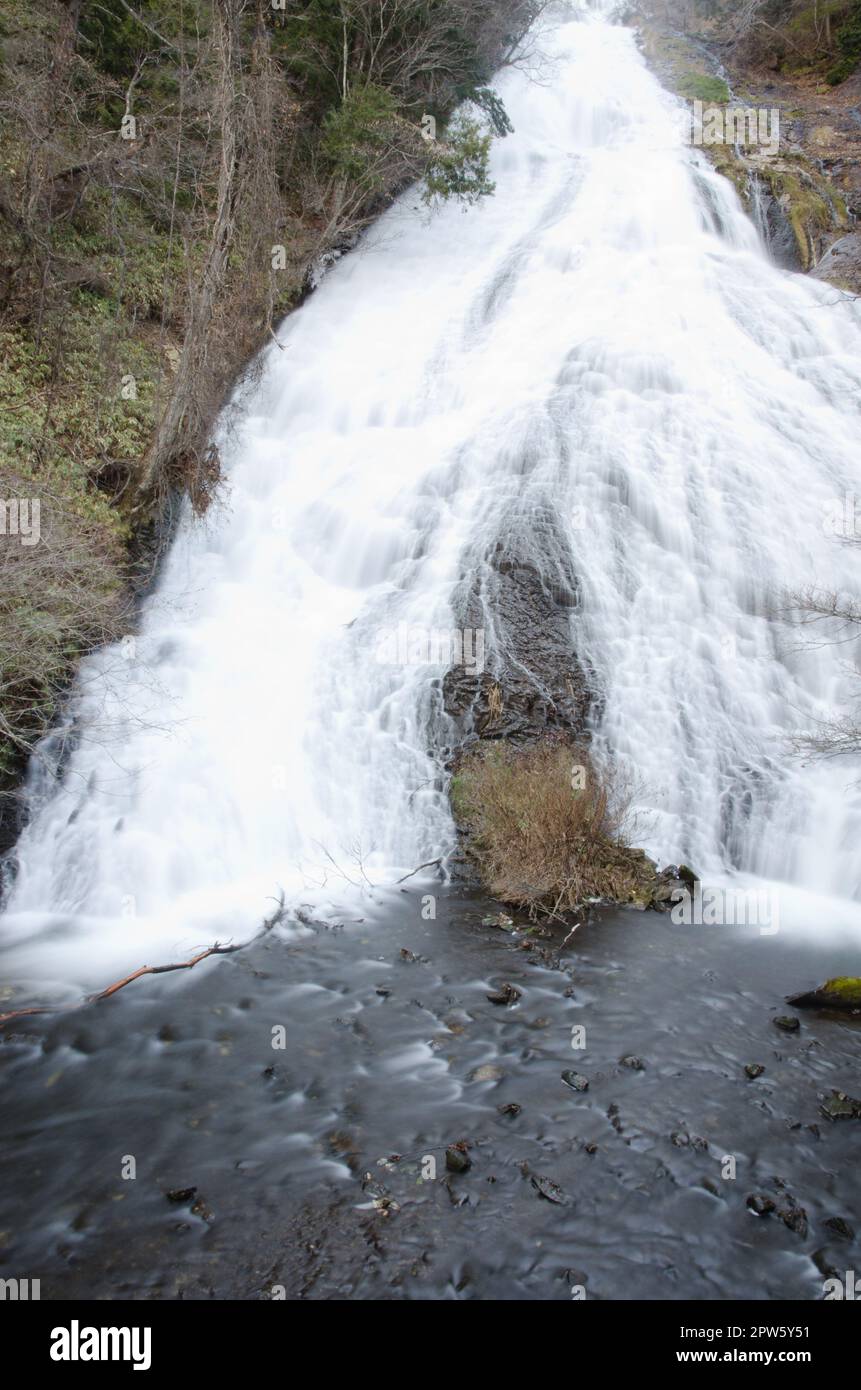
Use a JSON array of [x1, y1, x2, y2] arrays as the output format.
[[647, 0, 861, 83], [0, 0, 542, 807]]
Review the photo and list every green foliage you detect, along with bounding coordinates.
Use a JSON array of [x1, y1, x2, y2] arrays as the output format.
[[470, 86, 514, 137], [827, 1, 861, 83], [423, 114, 494, 206], [321, 83, 400, 184], [677, 72, 731, 103], [78, 0, 150, 78]]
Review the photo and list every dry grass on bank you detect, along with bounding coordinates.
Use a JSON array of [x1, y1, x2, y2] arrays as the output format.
[[451, 739, 654, 916]]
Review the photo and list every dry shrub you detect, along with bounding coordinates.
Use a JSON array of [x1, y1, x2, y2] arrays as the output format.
[[451, 738, 654, 915]]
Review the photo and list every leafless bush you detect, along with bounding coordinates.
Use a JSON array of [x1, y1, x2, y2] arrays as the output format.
[[451, 738, 653, 915]]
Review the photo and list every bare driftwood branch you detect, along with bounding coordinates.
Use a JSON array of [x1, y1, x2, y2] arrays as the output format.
[[0, 893, 288, 1027], [396, 858, 443, 884]]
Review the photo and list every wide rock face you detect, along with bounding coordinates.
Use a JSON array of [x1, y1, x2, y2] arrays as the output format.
[[441, 522, 592, 752], [812, 232, 861, 293]]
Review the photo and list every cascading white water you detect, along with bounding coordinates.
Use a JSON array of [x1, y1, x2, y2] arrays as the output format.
[[4, 1, 861, 986]]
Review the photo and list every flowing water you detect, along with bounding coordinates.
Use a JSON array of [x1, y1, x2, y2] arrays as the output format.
[[2, 1, 861, 1301]]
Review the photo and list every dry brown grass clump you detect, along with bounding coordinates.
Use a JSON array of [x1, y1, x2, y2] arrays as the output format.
[[451, 738, 655, 916]]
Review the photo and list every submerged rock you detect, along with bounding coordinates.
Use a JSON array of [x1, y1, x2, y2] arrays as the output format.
[[445, 1142, 472, 1174], [561, 1070, 589, 1092], [166, 1186, 197, 1204], [824, 1216, 855, 1241], [469, 1064, 504, 1082], [530, 1174, 571, 1206], [819, 1089, 861, 1122], [744, 1063, 765, 1079], [773, 1015, 800, 1033], [747, 1194, 776, 1217], [486, 983, 521, 1006]]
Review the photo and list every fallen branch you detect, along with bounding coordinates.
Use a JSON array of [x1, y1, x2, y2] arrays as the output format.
[[396, 859, 443, 884], [0, 893, 289, 1027]]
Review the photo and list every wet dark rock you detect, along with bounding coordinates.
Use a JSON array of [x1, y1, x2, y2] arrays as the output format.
[[677, 864, 698, 893], [469, 1063, 504, 1082], [445, 1142, 472, 1174], [190, 1196, 213, 1222], [498, 1102, 521, 1117], [744, 1063, 766, 1079], [482, 913, 514, 930], [780, 1200, 808, 1237], [441, 529, 592, 750], [788, 977, 861, 1013], [619, 1055, 645, 1071], [166, 1186, 197, 1203], [486, 982, 521, 1006], [747, 1194, 776, 1217], [375, 986, 392, 997], [812, 232, 861, 294], [819, 1089, 861, 1122], [399, 948, 420, 963], [561, 1070, 589, 1092], [824, 1216, 855, 1240], [773, 1015, 800, 1032], [584, 1142, 598, 1154], [530, 1174, 571, 1206]]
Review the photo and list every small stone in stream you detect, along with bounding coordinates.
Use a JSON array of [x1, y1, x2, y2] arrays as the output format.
[[671, 1131, 690, 1148], [584, 1142, 598, 1154], [530, 1174, 571, 1206], [372, 1196, 400, 1216], [445, 1143, 472, 1174], [445, 1184, 469, 1208], [819, 1088, 861, 1121], [824, 1216, 855, 1240], [470, 1064, 504, 1082], [262, 1065, 275, 1078], [747, 1194, 776, 1217], [166, 1187, 197, 1203], [190, 1196, 213, 1222], [486, 983, 521, 1006], [690, 1135, 708, 1152], [745, 1063, 766, 1079], [498, 1102, 522, 1117], [619, 1055, 645, 1070], [780, 1202, 808, 1237], [375, 986, 391, 997], [773, 1015, 800, 1032], [399, 948, 419, 962], [561, 1070, 589, 1092], [563, 985, 577, 998]]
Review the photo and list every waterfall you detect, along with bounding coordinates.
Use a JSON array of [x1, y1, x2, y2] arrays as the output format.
[[4, 2, 861, 985]]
